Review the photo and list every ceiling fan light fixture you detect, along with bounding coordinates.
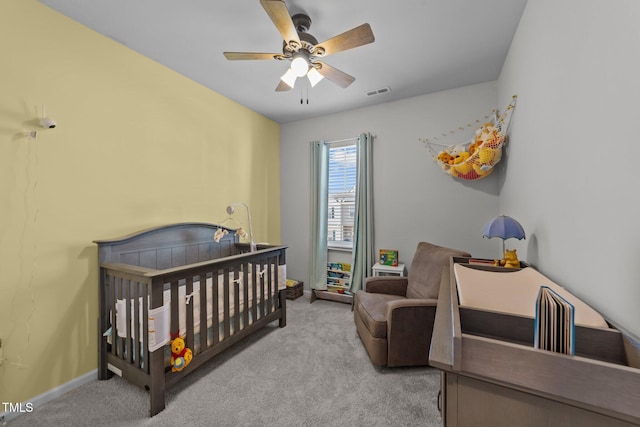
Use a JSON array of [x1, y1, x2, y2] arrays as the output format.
[[290, 52, 309, 77], [280, 68, 297, 88], [307, 67, 324, 87]]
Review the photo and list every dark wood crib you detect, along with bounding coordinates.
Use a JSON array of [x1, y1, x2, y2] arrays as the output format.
[[94, 222, 287, 416]]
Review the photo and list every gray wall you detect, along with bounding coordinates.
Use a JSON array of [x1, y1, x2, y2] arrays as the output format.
[[279, 0, 640, 340], [496, 0, 640, 337], [280, 81, 501, 289]]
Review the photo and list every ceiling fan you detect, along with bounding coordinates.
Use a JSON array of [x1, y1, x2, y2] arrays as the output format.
[[223, 0, 375, 91]]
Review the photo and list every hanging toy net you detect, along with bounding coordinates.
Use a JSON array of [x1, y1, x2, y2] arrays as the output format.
[[421, 96, 517, 180]]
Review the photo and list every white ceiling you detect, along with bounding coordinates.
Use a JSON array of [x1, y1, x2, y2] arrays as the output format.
[[38, 0, 527, 124]]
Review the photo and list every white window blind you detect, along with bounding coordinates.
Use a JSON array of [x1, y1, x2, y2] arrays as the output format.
[[327, 142, 357, 249]]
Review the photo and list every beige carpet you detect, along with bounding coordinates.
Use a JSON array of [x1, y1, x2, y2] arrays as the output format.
[[7, 296, 442, 426]]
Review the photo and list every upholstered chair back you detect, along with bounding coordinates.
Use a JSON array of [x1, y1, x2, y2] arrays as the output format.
[[406, 242, 471, 299]]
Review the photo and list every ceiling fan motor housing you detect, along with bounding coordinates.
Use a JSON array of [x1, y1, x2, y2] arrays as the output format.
[[283, 13, 319, 56]]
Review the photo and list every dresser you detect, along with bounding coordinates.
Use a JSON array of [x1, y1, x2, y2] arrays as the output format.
[[429, 257, 640, 426]]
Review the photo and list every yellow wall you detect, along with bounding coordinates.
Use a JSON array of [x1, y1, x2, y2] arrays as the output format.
[[0, 0, 280, 404]]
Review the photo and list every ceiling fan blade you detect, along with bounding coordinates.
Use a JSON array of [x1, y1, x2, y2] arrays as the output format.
[[275, 80, 292, 92], [223, 52, 282, 60], [315, 62, 355, 88], [260, 0, 301, 49], [313, 23, 375, 57]]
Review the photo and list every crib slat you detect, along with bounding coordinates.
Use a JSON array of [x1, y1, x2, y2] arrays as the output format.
[[251, 262, 258, 323], [267, 258, 273, 314], [149, 276, 166, 416], [233, 269, 240, 334], [272, 258, 280, 311], [243, 263, 249, 328], [127, 279, 134, 363], [185, 276, 194, 352], [260, 264, 266, 318], [109, 274, 118, 359], [118, 275, 125, 358], [170, 280, 179, 340], [223, 270, 230, 340], [199, 273, 208, 351], [141, 281, 149, 373], [212, 272, 219, 345], [133, 280, 140, 367], [98, 268, 110, 380]]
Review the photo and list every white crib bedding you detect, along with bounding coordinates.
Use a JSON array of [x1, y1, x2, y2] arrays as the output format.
[[169, 264, 287, 337], [114, 264, 286, 350]]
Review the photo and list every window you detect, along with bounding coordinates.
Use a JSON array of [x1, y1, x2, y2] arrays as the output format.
[[327, 142, 357, 249]]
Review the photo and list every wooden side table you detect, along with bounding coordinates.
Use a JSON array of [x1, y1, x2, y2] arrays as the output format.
[[371, 262, 405, 277]]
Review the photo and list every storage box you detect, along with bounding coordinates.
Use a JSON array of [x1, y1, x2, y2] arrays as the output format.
[[285, 279, 303, 300]]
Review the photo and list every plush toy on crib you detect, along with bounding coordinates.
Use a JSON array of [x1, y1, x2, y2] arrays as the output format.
[[213, 227, 228, 243], [235, 227, 248, 239], [170, 335, 193, 373]]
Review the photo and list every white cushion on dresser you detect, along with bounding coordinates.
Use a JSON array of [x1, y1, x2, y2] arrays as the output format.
[[454, 264, 609, 328]]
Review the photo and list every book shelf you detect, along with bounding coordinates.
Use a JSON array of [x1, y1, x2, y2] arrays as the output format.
[[311, 262, 353, 304]]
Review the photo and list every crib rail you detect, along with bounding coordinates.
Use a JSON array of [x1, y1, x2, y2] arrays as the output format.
[[98, 245, 287, 391]]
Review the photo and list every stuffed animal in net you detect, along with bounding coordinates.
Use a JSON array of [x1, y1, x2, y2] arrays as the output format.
[[170, 335, 193, 372], [424, 96, 517, 180]]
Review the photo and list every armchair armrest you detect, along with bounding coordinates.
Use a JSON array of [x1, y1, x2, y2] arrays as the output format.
[[365, 276, 409, 296], [385, 298, 439, 367], [385, 298, 438, 320]]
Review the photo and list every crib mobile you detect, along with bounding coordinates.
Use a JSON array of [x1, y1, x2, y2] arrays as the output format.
[[214, 203, 253, 246], [421, 95, 517, 180]]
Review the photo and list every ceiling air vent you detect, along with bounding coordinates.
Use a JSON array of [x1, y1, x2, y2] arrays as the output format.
[[366, 86, 391, 96]]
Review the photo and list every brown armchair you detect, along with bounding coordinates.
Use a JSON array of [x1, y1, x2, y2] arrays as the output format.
[[353, 242, 470, 367]]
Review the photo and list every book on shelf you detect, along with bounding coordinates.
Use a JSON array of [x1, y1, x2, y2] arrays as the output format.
[[326, 283, 350, 294], [534, 286, 575, 356], [328, 262, 351, 272], [468, 258, 496, 266], [328, 270, 349, 279], [379, 249, 399, 266], [327, 277, 349, 285]]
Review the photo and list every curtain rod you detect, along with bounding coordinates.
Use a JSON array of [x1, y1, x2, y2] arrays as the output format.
[[324, 134, 375, 144], [324, 136, 359, 144]]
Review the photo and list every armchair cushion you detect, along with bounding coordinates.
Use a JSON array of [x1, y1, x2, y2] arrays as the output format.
[[355, 291, 406, 338]]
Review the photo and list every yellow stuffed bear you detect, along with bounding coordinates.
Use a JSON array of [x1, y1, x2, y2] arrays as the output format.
[[494, 249, 520, 269], [437, 151, 453, 164], [170, 336, 193, 372]]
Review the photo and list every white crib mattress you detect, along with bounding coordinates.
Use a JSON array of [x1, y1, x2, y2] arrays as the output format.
[[453, 264, 608, 329]]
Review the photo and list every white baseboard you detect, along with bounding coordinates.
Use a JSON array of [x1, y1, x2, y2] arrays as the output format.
[[1, 369, 97, 423]]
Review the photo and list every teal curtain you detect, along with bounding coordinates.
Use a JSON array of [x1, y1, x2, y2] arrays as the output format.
[[350, 133, 374, 292], [310, 141, 328, 290]]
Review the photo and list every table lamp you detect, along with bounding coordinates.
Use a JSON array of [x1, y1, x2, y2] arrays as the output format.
[[482, 215, 525, 256]]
